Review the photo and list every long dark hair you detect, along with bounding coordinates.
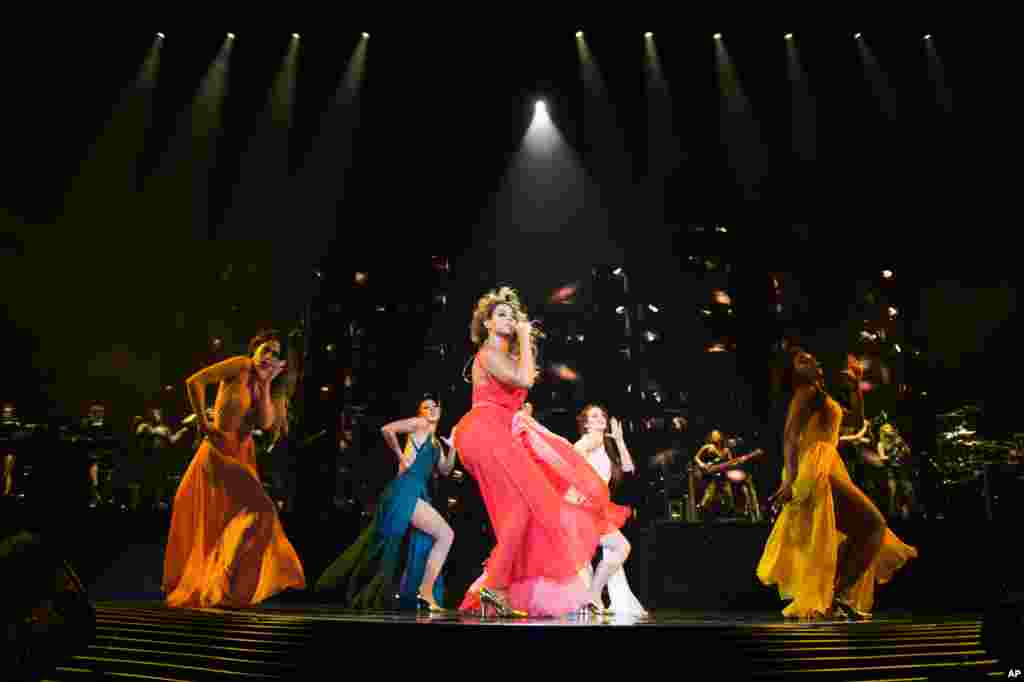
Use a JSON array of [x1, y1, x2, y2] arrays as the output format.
[[577, 404, 623, 489], [784, 346, 828, 417]]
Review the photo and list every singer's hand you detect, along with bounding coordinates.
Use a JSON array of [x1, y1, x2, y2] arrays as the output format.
[[515, 319, 535, 340]]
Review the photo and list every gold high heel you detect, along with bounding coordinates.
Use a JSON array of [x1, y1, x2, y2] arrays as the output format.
[[417, 594, 447, 613], [832, 595, 871, 620], [479, 587, 528, 618]]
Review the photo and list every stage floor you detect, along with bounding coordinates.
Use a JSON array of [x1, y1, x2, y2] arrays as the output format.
[[38, 601, 1007, 682]]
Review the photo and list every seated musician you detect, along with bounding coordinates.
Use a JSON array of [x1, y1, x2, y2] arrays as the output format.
[[2, 403, 21, 496], [693, 430, 735, 517]]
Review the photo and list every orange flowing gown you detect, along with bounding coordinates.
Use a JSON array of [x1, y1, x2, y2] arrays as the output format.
[[163, 379, 305, 608], [757, 394, 917, 617], [454, 354, 629, 616]]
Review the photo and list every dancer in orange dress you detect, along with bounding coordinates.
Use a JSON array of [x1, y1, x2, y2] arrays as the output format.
[[453, 287, 629, 617], [757, 347, 917, 619], [163, 330, 306, 608]]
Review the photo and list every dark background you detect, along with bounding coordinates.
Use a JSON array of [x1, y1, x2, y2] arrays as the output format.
[[1, 27, 1007, 452]]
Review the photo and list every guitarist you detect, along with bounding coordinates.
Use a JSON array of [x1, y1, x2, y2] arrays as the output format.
[[694, 431, 735, 518]]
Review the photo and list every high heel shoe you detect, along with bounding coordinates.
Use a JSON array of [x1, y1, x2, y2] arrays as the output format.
[[479, 587, 527, 618], [417, 594, 447, 613], [832, 596, 871, 620]]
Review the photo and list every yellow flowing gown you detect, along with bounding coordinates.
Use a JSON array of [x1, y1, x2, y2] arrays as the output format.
[[757, 395, 917, 618]]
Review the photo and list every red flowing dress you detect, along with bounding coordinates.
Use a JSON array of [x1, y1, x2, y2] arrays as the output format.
[[454, 354, 629, 616]]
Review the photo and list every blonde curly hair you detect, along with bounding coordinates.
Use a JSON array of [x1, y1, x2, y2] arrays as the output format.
[[470, 286, 541, 355]]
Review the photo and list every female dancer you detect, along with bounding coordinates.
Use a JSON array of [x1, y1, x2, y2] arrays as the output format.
[[315, 396, 456, 612], [574, 404, 646, 616], [454, 287, 629, 617], [163, 330, 305, 608], [757, 347, 917, 619]]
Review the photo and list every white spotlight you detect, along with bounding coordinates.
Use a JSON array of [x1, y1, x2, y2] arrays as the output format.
[[292, 33, 300, 40], [645, 32, 653, 39], [362, 32, 370, 39], [227, 33, 236, 40], [854, 33, 862, 39], [156, 32, 165, 39], [924, 34, 932, 40], [713, 33, 722, 40], [882, 269, 893, 279], [785, 33, 793, 40], [576, 31, 583, 38]]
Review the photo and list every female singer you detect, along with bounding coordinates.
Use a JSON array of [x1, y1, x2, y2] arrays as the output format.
[[757, 347, 917, 619], [453, 287, 629, 617], [315, 396, 456, 612], [162, 330, 305, 608], [574, 404, 646, 616]]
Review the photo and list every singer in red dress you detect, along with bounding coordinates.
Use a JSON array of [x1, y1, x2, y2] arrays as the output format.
[[453, 287, 629, 617]]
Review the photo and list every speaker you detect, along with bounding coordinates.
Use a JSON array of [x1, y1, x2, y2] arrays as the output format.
[[1, 531, 96, 681]]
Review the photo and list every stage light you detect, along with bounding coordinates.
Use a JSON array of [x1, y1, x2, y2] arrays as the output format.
[[612, 267, 624, 276], [712, 290, 732, 305], [889, 306, 898, 318], [292, 33, 300, 39], [707, 343, 727, 353], [648, 304, 659, 313], [924, 34, 932, 40], [894, 344, 902, 353], [535, 100, 547, 113], [785, 33, 793, 40], [713, 33, 722, 40], [576, 31, 583, 38], [645, 32, 653, 38], [326, 344, 336, 353], [227, 33, 236, 40], [615, 306, 626, 315], [715, 225, 728, 233], [157, 32, 165, 39], [882, 270, 893, 279], [321, 386, 331, 393], [644, 330, 660, 343], [165, 385, 173, 392], [700, 308, 712, 316], [854, 33, 862, 39], [354, 272, 368, 285], [362, 32, 370, 39], [212, 338, 222, 347]]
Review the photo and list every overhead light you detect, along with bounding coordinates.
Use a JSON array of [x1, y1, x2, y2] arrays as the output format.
[[615, 306, 626, 315], [882, 270, 893, 279], [645, 32, 653, 38], [156, 32, 165, 39], [576, 31, 583, 38], [292, 33, 300, 40], [648, 304, 659, 313], [889, 306, 898, 318], [924, 34, 932, 40], [612, 267, 624, 276], [713, 33, 722, 40], [784, 33, 793, 40], [362, 32, 370, 39], [894, 344, 902, 353], [854, 33, 862, 39], [227, 33, 236, 40]]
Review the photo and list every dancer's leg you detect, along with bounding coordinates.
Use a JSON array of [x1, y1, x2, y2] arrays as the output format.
[[830, 467, 886, 597], [589, 531, 630, 606], [410, 499, 454, 606]]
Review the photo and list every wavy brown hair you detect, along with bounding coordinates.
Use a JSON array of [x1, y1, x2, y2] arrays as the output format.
[[469, 286, 540, 357], [576, 403, 624, 489]]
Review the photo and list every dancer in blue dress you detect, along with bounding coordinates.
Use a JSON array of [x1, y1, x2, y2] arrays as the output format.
[[315, 397, 456, 612]]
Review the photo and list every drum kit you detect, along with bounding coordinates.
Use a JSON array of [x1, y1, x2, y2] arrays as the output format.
[[933, 405, 1018, 487]]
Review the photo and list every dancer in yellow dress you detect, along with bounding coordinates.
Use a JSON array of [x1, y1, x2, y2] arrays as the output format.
[[757, 347, 917, 619]]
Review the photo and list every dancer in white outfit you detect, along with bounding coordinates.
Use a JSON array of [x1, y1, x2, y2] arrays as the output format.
[[574, 405, 648, 616]]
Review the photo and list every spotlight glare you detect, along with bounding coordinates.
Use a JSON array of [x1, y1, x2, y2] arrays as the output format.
[[713, 33, 722, 40], [882, 269, 893, 279], [784, 33, 793, 40], [535, 99, 546, 112], [924, 34, 932, 40], [854, 32, 862, 39], [156, 32, 165, 39], [292, 33, 300, 39], [645, 32, 653, 38], [227, 32, 236, 40], [576, 31, 583, 38], [362, 32, 370, 39]]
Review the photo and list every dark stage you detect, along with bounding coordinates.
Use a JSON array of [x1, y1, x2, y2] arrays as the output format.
[[44, 603, 1002, 681], [4, 503, 1019, 680]]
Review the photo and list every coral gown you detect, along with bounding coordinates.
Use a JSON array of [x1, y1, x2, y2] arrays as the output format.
[[163, 381, 305, 608], [455, 354, 629, 616], [756, 394, 917, 618]]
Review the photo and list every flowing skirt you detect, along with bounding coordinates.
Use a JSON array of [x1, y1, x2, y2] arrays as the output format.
[[163, 433, 305, 608], [756, 441, 917, 618], [314, 473, 444, 609], [456, 409, 630, 616]]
